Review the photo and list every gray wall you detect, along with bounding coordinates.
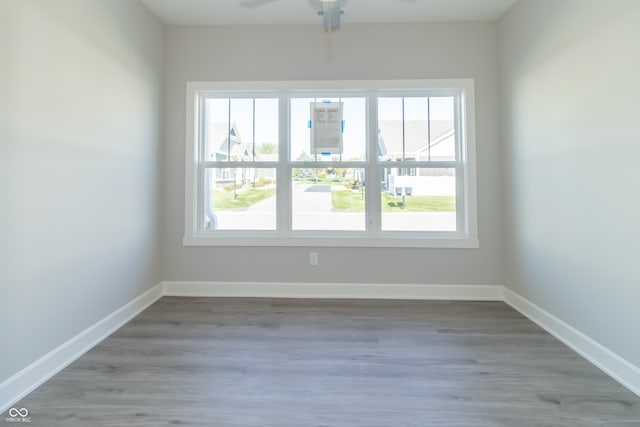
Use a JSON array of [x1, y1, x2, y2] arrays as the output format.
[[162, 23, 503, 285], [0, 0, 164, 383], [499, 0, 640, 366]]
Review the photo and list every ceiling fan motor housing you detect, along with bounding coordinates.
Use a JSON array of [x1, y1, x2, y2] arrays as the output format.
[[311, 0, 347, 32], [320, 7, 342, 31]]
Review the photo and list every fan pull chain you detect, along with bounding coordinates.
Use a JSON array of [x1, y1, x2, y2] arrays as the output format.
[[327, 6, 333, 47]]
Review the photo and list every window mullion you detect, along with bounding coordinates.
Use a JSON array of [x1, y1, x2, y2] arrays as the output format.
[[455, 163, 465, 237], [366, 93, 381, 233], [202, 161, 279, 168], [454, 93, 465, 235], [277, 94, 290, 234], [427, 97, 431, 162], [197, 95, 207, 234]]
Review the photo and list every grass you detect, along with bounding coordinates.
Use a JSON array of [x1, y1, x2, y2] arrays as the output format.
[[332, 189, 366, 211], [213, 187, 276, 210], [332, 190, 455, 212], [212, 186, 455, 212], [381, 193, 456, 212]]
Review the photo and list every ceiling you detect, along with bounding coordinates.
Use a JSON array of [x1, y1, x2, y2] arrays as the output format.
[[141, 0, 519, 26]]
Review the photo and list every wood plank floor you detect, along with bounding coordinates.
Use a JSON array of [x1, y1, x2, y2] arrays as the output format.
[[11, 297, 640, 426]]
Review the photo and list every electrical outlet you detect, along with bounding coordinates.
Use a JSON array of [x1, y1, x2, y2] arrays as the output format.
[[309, 252, 319, 266]]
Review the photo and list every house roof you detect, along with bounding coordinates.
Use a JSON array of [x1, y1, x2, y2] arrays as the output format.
[[210, 122, 279, 161], [378, 120, 454, 157], [211, 123, 242, 157]]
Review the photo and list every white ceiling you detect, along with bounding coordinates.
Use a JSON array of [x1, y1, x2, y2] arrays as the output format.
[[141, 0, 518, 26]]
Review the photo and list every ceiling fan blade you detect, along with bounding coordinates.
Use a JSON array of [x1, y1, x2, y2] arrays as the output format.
[[239, 0, 279, 8]]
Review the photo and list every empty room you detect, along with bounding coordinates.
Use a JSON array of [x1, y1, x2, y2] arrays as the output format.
[[1, 0, 639, 425]]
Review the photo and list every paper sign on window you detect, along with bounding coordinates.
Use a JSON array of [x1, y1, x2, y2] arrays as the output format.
[[310, 102, 343, 155]]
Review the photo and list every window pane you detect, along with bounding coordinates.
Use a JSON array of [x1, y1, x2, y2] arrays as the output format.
[[403, 97, 428, 161], [290, 97, 366, 162], [378, 96, 456, 162], [380, 167, 456, 232], [378, 97, 404, 161], [229, 98, 254, 160], [426, 97, 456, 162], [205, 168, 276, 230], [205, 98, 278, 162], [254, 98, 279, 161], [206, 98, 230, 162], [292, 168, 365, 231]]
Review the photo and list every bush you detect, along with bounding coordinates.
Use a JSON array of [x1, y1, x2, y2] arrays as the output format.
[[253, 177, 272, 188]]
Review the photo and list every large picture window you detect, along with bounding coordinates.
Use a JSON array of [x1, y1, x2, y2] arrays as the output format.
[[185, 80, 477, 247]]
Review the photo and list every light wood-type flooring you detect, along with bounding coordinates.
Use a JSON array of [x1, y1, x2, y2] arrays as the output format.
[[12, 297, 640, 426]]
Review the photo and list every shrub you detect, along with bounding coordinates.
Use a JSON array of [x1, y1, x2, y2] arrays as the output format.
[[253, 177, 272, 188]]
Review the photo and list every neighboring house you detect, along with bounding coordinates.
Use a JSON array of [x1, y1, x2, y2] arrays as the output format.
[[378, 120, 456, 196], [208, 122, 276, 188], [210, 123, 247, 184], [208, 120, 454, 195]]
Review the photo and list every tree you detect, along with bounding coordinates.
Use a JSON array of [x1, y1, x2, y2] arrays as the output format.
[[333, 168, 347, 178], [293, 150, 313, 179], [258, 143, 277, 155]]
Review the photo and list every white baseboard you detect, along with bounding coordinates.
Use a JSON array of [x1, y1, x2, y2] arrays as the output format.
[[0, 283, 164, 414], [3, 282, 638, 415], [503, 288, 640, 397], [162, 281, 504, 301]]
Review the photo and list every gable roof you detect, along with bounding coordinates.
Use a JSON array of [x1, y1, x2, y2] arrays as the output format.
[[378, 120, 453, 156], [211, 123, 242, 156], [210, 122, 279, 161]]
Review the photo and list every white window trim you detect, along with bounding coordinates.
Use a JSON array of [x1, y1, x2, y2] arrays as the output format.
[[184, 79, 478, 248]]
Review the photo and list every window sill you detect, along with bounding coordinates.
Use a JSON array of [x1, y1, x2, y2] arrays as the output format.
[[183, 234, 479, 249]]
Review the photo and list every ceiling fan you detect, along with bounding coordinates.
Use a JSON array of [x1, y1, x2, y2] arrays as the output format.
[[239, 0, 349, 33]]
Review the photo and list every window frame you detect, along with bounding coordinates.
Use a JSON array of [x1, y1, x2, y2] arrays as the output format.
[[184, 79, 478, 248]]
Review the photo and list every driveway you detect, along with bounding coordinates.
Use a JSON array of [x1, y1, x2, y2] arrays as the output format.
[[293, 184, 333, 213], [245, 184, 333, 213]]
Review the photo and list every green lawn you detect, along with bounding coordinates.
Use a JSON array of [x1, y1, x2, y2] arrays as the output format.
[[332, 190, 455, 212], [213, 188, 276, 210], [332, 189, 366, 211]]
